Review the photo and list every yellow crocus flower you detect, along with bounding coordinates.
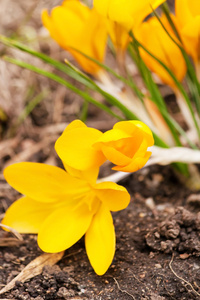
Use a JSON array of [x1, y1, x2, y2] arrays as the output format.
[[42, 0, 107, 75], [2, 162, 130, 275], [175, 0, 200, 75], [2, 118, 154, 275], [135, 13, 186, 88]]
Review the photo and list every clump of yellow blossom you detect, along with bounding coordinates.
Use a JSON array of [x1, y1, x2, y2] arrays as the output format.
[[2, 119, 154, 275], [42, 0, 108, 76]]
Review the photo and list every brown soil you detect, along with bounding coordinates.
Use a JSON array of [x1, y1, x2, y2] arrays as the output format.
[[1, 0, 200, 299]]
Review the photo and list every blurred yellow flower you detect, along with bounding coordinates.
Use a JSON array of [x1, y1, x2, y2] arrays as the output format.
[[2, 162, 130, 275], [93, 120, 154, 172], [93, 0, 166, 30], [56, 119, 154, 173], [135, 13, 187, 88], [175, 0, 200, 69], [42, 0, 107, 75]]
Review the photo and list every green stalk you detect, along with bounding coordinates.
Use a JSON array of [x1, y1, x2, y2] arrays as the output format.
[[80, 100, 89, 122], [17, 89, 49, 124]]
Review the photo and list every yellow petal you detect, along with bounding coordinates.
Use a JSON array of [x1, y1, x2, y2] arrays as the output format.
[[93, 0, 110, 18], [175, 0, 193, 27], [42, 10, 60, 42], [4, 162, 89, 203], [181, 17, 200, 63], [112, 151, 152, 172], [94, 128, 131, 144], [175, 0, 200, 63], [85, 203, 115, 275], [135, 13, 186, 87], [93, 129, 135, 164], [55, 125, 105, 171], [73, 8, 108, 74], [64, 119, 87, 132], [107, 20, 131, 52], [112, 139, 152, 172], [64, 164, 99, 184], [42, 2, 90, 50], [1, 196, 54, 233], [114, 120, 154, 145], [188, 0, 200, 17], [94, 0, 166, 29], [95, 181, 130, 211], [38, 203, 94, 253], [100, 143, 131, 166]]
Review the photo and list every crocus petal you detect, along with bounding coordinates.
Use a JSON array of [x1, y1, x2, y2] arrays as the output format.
[[85, 203, 115, 275], [64, 119, 87, 131], [38, 203, 94, 253], [4, 162, 89, 203], [74, 8, 108, 74], [55, 124, 105, 171], [1, 196, 54, 233], [175, 0, 193, 27], [94, 128, 131, 144], [64, 163, 99, 184], [93, 0, 110, 18], [42, 2, 90, 51], [112, 151, 152, 172], [135, 13, 186, 87], [175, 0, 200, 64], [100, 144, 131, 166], [107, 20, 130, 52], [95, 181, 130, 211], [181, 17, 200, 63], [114, 120, 154, 145], [112, 139, 151, 172], [94, 0, 166, 29], [188, 0, 200, 17]]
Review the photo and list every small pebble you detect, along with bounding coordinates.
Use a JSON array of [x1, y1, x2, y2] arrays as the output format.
[[155, 264, 162, 269]]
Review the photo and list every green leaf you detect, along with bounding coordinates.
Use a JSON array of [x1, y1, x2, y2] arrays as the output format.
[[2, 55, 123, 121]]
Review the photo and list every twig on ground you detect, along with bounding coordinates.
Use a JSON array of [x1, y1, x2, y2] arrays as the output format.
[[63, 248, 82, 259], [113, 277, 136, 300], [0, 223, 23, 241], [169, 253, 200, 297]]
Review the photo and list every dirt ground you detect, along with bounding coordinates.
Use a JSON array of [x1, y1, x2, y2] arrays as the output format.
[[1, 0, 200, 299]]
